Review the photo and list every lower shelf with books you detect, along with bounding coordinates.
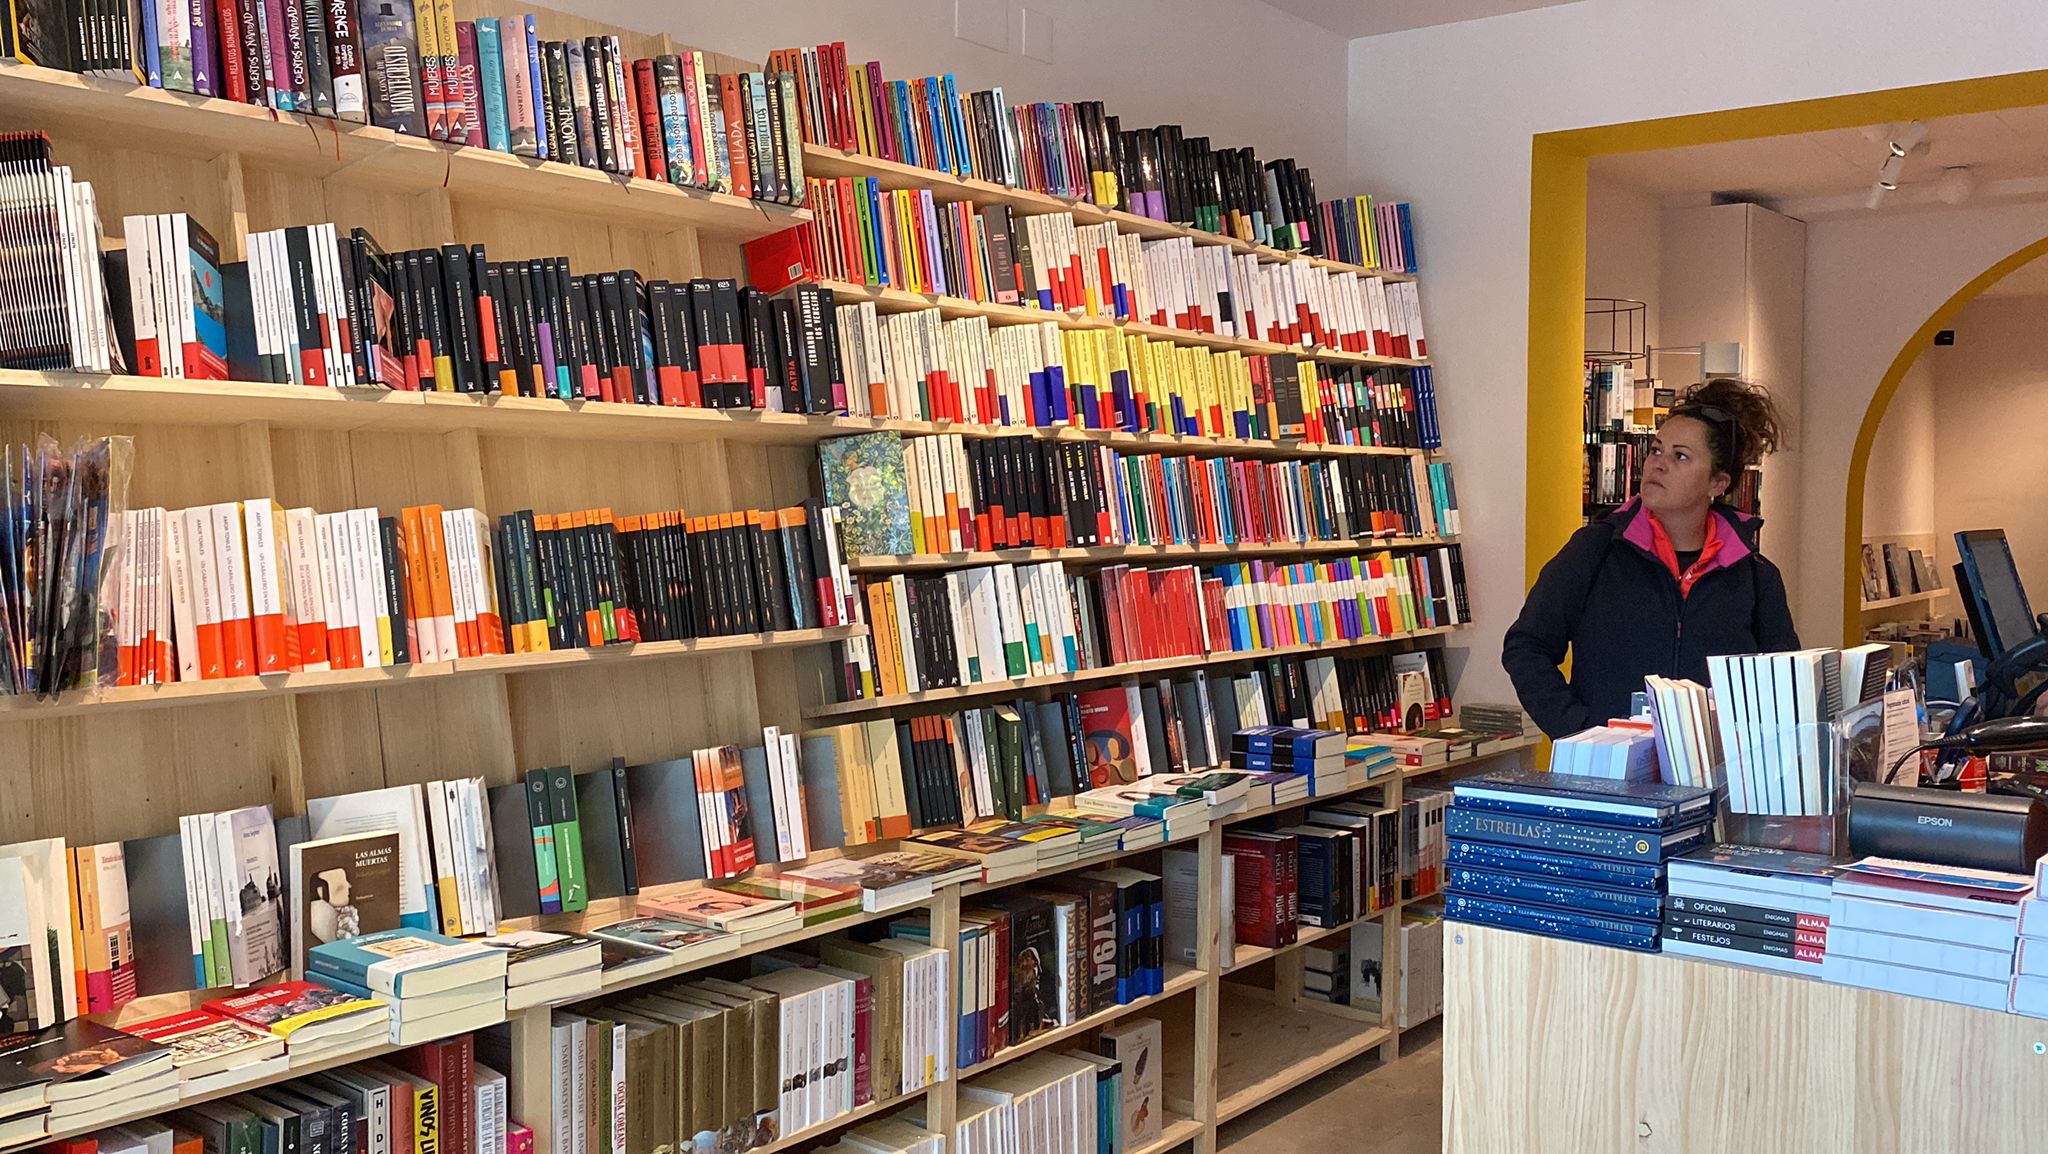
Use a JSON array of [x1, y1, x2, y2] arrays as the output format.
[[1227, 900, 1416, 971], [751, 1086, 933, 1154], [957, 965, 1204, 1080]]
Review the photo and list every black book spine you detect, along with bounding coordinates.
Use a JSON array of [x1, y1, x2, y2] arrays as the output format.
[[438, 243, 479, 393], [769, 295, 803, 413]]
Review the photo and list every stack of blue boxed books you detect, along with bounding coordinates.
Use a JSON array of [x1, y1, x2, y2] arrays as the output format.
[[1442, 768, 1720, 951]]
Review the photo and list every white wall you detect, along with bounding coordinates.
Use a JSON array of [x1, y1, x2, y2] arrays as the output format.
[[567, 0, 1352, 182], [1584, 176, 1661, 354], [1346, 0, 2048, 700], [1862, 356, 1937, 540], [1926, 293, 2048, 600]]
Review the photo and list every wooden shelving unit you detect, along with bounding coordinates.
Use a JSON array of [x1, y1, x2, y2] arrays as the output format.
[[0, 13, 1464, 1154]]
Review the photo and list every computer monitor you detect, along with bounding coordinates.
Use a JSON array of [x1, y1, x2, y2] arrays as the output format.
[[1956, 529, 2037, 659]]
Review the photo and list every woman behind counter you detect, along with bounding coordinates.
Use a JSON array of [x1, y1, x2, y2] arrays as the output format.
[[1503, 377, 1800, 739]]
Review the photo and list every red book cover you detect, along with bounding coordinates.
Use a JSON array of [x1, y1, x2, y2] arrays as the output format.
[[1076, 685, 1138, 787], [720, 73, 752, 197], [632, 59, 664, 181], [1223, 836, 1280, 948], [846, 970, 873, 1105], [399, 1036, 473, 1154], [454, 22, 485, 147], [508, 1126, 533, 1154], [989, 909, 1011, 1056], [215, 0, 247, 103]]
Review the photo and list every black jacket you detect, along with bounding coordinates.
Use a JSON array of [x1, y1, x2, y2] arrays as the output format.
[[1502, 500, 1800, 739]]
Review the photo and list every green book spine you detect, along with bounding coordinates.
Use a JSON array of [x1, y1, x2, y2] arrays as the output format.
[[548, 765, 589, 912], [527, 767, 563, 914]]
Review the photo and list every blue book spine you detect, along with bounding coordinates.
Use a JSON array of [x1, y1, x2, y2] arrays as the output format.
[[1117, 896, 1140, 1004], [1443, 893, 1660, 951], [1446, 840, 1665, 891], [893, 81, 918, 168], [310, 971, 382, 1003], [1450, 793, 1674, 831], [140, 0, 162, 86], [943, 75, 968, 175], [659, 83, 689, 183], [475, 18, 510, 152], [524, 16, 546, 160], [1447, 865, 1666, 922], [1446, 808, 1706, 863], [1147, 888, 1164, 994]]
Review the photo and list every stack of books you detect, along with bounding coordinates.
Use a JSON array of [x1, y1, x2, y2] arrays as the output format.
[[1443, 770, 1719, 951], [1660, 845, 1836, 975], [1224, 832, 1298, 951], [1074, 783, 1210, 842], [2012, 855, 2048, 1017], [637, 883, 803, 941], [1232, 727, 1348, 795], [784, 847, 984, 913], [201, 981, 391, 1063], [476, 931, 603, 1012], [123, 1007, 289, 1094], [0, 1021, 175, 1140], [306, 929, 507, 1045], [1343, 738, 1398, 785], [1549, 724, 1659, 781], [1456, 702, 1535, 741], [1820, 858, 2033, 1011]]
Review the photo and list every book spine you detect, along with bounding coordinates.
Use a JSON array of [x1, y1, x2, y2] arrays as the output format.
[[1444, 809, 1701, 863], [476, 18, 509, 151]]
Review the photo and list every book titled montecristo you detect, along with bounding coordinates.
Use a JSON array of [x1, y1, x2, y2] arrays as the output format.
[[306, 927, 507, 998]]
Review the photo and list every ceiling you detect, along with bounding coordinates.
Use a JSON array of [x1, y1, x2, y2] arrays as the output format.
[[1259, 0, 1580, 38], [1590, 105, 2048, 218]]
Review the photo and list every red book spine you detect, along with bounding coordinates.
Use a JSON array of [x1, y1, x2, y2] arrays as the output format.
[[850, 971, 874, 1105], [633, 59, 664, 181], [216, 0, 248, 102]]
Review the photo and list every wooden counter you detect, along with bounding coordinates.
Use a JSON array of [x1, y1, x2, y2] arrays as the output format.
[[1444, 923, 2048, 1154]]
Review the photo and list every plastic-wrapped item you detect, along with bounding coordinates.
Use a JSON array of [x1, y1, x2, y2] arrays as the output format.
[[1, 433, 133, 697]]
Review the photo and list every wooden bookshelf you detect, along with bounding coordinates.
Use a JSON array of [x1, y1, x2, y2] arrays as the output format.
[[802, 625, 1468, 720], [0, 369, 1427, 461], [0, 12, 1468, 1154], [850, 536, 1458, 573], [801, 144, 1421, 284], [816, 277, 1428, 368]]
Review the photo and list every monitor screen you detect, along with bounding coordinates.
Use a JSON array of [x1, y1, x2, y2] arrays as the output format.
[[1956, 529, 2036, 658]]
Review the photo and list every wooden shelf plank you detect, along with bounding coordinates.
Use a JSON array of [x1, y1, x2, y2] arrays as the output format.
[[751, 1084, 932, 1153], [1130, 1116, 1203, 1154], [958, 966, 1205, 1080], [801, 144, 1422, 283], [802, 625, 1465, 720], [1860, 588, 1950, 611], [0, 63, 806, 237], [1209, 986, 1393, 1123], [0, 626, 865, 721], [851, 537, 1458, 573], [0, 370, 1424, 461]]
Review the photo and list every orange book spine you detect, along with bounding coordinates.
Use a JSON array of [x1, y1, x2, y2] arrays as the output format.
[[420, 504, 461, 659]]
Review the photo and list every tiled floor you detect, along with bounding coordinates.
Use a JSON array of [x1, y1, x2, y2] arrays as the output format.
[[1218, 1021, 1443, 1153]]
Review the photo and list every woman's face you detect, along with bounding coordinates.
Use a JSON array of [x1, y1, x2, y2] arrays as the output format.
[[1640, 415, 1727, 520]]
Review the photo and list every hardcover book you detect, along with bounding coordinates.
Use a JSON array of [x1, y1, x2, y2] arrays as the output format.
[[1077, 686, 1140, 787], [287, 831, 402, 980], [204, 980, 388, 1041], [819, 432, 913, 558]]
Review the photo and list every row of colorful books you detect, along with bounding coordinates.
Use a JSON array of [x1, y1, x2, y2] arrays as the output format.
[[835, 545, 1467, 703], [104, 494, 855, 688], [769, 38, 1414, 269], [822, 431, 1458, 559], [756, 183, 1428, 355]]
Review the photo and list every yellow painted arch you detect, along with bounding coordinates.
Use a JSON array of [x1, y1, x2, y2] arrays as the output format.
[[1840, 233, 2048, 643], [1525, 69, 2048, 647]]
